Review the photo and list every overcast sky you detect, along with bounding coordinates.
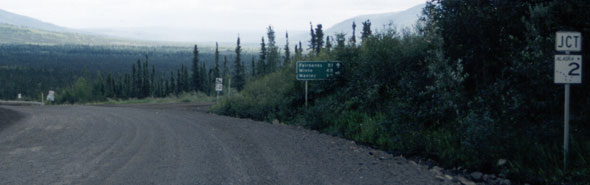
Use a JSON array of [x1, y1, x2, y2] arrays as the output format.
[[1, 0, 425, 32]]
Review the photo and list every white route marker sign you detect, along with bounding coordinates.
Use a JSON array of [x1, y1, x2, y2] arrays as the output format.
[[215, 78, 223, 92], [554, 55, 582, 84]]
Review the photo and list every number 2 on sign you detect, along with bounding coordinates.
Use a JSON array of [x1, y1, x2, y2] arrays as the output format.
[[569, 63, 580, 76]]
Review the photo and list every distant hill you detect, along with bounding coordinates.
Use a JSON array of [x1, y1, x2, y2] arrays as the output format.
[[0, 9, 184, 46], [0, 23, 180, 46], [0, 9, 71, 33], [327, 4, 424, 35]]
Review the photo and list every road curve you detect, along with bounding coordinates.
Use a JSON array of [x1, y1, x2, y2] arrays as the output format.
[[0, 104, 453, 185]]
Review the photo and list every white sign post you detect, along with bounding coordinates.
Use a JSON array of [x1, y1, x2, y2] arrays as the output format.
[[215, 78, 223, 101], [555, 31, 582, 170]]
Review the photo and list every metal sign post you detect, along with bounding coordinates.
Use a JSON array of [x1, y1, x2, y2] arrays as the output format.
[[554, 31, 582, 170], [305, 80, 308, 107]]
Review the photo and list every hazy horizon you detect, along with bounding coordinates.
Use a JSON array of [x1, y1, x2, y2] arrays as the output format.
[[1, 0, 426, 43], [2, 0, 425, 30]]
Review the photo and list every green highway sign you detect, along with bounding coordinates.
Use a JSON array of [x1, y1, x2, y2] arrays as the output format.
[[296, 61, 343, 80]]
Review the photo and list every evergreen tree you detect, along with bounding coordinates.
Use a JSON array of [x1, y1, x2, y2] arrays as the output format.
[[309, 22, 316, 52], [361, 20, 372, 41], [191, 44, 200, 92], [142, 56, 150, 98], [95, 72, 105, 97], [151, 65, 155, 96], [176, 68, 182, 93], [257, 37, 267, 76], [169, 72, 176, 95], [294, 41, 304, 61], [335, 33, 346, 49], [124, 74, 131, 98], [284, 32, 290, 65], [106, 73, 114, 98], [232, 36, 245, 91], [298, 41, 303, 58], [266, 26, 278, 73], [135, 59, 142, 97], [294, 44, 299, 60], [350, 21, 357, 46], [214, 42, 220, 79], [314, 24, 324, 55], [183, 65, 189, 92], [325, 36, 332, 52]]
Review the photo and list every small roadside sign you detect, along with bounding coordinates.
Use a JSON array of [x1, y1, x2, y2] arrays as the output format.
[[215, 78, 223, 92], [47, 90, 55, 102], [556, 31, 582, 52]]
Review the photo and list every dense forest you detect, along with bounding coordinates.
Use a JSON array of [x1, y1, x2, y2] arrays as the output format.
[[0, 44, 252, 100], [211, 0, 590, 184], [0, 0, 589, 184]]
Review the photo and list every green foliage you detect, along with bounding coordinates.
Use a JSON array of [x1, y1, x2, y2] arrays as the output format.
[[57, 77, 94, 104], [232, 36, 245, 91], [211, 64, 297, 120], [213, 1, 590, 182], [192, 44, 201, 91]]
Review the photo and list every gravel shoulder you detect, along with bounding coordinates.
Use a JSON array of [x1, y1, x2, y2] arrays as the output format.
[[0, 104, 457, 185]]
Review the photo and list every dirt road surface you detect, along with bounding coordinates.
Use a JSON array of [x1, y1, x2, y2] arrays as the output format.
[[0, 104, 454, 185]]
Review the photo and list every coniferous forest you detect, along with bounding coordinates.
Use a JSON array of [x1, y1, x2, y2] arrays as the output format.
[[0, 0, 589, 184]]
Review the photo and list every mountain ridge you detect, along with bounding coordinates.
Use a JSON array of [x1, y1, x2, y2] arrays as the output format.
[[326, 4, 424, 35], [0, 9, 71, 33]]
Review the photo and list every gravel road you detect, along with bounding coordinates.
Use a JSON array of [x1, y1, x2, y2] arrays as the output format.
[[0, 104, 454, 185]]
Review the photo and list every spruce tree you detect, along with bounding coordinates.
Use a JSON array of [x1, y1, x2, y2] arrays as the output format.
[[151, 65, 155, 96], [258, 37, 267, 76], [266, 26, 278, 73], [106, 73, 114, 98], [361, 20, 372, 41], [309, 22, 316, 52], [335, 33, 346, 48], [232, 36, 245, 91], [284, 32, 290, 66], [325, 36, 332, 52], [214, 42, 220, 79], [298, 41, 303, 58], [350, 21, 357, 46], [135, 59, 142, 97], [182, 65, 189, 92], [315, 24, 324, 55], [142, 57, 149, 98], [192, 44, 200, 92]]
